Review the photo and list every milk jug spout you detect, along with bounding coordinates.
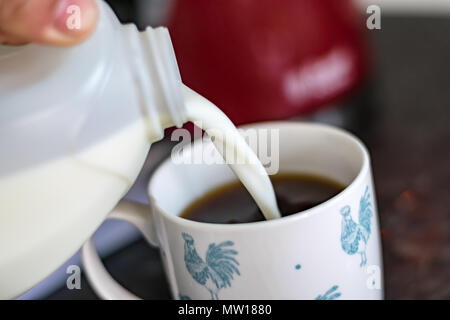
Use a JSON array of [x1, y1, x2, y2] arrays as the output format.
[[121, 24, 187, 141]]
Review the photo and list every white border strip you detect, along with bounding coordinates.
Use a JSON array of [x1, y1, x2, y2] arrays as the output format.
[[357, 0, 450, 15]]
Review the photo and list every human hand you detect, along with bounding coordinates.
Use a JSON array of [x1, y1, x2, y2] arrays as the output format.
[[0, 0, 99, 46]]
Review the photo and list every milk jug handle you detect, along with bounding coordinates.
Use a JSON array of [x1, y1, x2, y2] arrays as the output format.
[[81, 200, 157, 300]]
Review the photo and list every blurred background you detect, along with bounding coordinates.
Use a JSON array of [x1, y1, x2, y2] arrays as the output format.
[[21, 0, 450, 299]]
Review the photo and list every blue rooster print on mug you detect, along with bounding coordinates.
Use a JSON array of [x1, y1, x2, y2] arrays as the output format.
[[315, 285, 341, 300], [182, 233, 240, 300], [339, 186, 373, 267]]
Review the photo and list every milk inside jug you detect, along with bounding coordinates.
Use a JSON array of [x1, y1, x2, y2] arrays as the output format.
[[0, 0, 280, 299]]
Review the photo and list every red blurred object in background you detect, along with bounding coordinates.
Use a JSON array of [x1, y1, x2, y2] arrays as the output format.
[[167, 0, 369, 125]]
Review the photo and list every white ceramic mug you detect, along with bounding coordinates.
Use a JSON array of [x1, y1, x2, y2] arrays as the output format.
[[82, 122, 384, 300]]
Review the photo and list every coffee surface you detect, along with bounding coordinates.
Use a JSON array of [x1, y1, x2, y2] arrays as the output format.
[[181, 173, 345, 224]]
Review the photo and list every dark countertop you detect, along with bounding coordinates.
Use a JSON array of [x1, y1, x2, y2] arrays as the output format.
[[365, 16, 450, 299], [47, 16, 450, 300]]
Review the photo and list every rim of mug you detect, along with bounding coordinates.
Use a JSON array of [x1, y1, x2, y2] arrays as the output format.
[[148, 121, 371, 231]]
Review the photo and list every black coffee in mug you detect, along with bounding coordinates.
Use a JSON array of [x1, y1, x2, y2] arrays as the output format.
[[180, 173, 345, 224]]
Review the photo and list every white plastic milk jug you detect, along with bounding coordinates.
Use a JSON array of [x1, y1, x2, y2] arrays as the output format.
[[0, 1, 188, 298]]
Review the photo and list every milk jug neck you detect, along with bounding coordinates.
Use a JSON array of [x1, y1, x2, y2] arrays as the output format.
[[121, 25, 187, 141]]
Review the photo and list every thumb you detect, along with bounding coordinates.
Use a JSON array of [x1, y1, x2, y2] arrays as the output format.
[[0, 0, 99, 46]]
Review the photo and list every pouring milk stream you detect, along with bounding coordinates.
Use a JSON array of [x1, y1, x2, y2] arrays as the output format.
[[0, 0, 280, 298]]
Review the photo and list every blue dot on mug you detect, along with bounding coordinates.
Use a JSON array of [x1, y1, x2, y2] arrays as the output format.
[[295, 264, 301, 270]]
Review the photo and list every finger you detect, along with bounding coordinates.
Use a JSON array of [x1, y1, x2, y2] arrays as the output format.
[[0, 0, 99, 46], [0, 29, 28, 45]]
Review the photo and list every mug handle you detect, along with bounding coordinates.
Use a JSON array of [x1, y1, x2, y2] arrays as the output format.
[[81, 200, 158, 300]]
